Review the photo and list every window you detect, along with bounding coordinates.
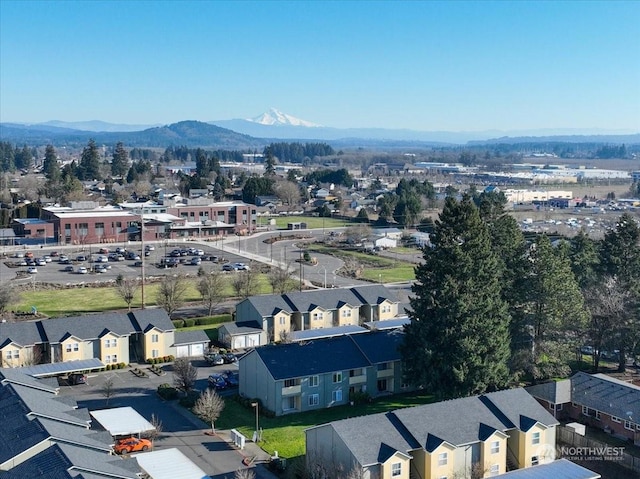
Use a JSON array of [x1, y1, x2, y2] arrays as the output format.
[[557, 403, 563, 411], [283, 396, 296, 411], [582, 405, 590, 416], [95, 222, 104, 236], [106, 354, 118, 364], [342, 309, 352, 318], [377, 379, 388, 392], [309, 375, 319, 387], [66, 342, 79, 353], [438, 452, 448, 466], [612, 416, 621, 423], [531, 456, 539, 466], [489, 464, 499, 476], [105, 338, 117, 348], [490, 441, 500, 454], [350, 368, 363, 377], [377, 362, 389, 371], [279, 316, 286, 325], [595, 410, 601, 420], [73, 343, 79, 351], [532, 432, 540, 445], [332, 372, 342, 383], [625, 420, 634, 431], [5, 350, 19, 359], [152, 349, 159, 358], [391, 463, 401, 477], [312, 312, 323, 321], [332, 390, 342, 402], [308, 394, 319, 406], [284, 379, 296, 387], [151, 334, 159, 343], [381, 303, 391, 313]]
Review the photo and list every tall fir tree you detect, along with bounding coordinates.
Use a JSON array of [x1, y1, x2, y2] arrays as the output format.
[[512, 234, 588, 381], [568, 230, 600, 289], [43, 145, 61, 182], [264, 147, 276, 176], [78, 139, 102, 180], [111, 142, 129, 177], [400, 195, 511, 398]]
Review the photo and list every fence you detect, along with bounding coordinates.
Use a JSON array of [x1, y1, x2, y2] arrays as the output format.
[[557, 425, 640, 474]]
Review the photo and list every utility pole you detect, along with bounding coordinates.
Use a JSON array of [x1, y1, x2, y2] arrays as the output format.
[[299, 247, 303, 292], [140, 207, 145, 309]]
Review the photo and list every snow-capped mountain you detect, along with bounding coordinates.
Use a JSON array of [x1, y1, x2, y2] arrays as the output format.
[[247, 108, 322, 127]]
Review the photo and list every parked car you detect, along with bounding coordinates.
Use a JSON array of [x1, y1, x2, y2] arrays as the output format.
[[77, 266, 88, 274], [50, 251, 59, 257], [27, 266, 38, 274], [222, 353, 237, 364], [144, 245, 155, 251], [222, 371, 239, 388], [115, 247, 127, 254], [65, 373, 87, 385], [190, 257, 202, 266], [99, 247, 110, 254], [234, 262, 249, 270], [64, 265, 74, 272], [42, 255, 52, 263], [126, 252, 141, 260], [95, 265, 107, 273], [24, 251, 34, 258], [35, 258, 46, 266], [222, 263, 238, 271], [114, 437, 151, 455], [204, 353, 224, 365], [133, 261, 143, 267], [193, 249, 204, 256], [207, 373, 227, 390], [76, 255, 87, 262], [95, 255, 109, 263], [58, 255, 69, 263]]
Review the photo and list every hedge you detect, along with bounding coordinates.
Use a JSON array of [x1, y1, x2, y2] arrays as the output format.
[[184, 319, 196, 327], [172, 319, 185, 328], [195, 314, 232, 326]]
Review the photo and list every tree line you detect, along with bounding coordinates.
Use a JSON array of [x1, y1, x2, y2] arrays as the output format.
[[401, 192, 640, 399]]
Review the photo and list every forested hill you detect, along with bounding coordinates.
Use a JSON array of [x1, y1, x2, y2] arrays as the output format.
[[0, 121, 267, 149]]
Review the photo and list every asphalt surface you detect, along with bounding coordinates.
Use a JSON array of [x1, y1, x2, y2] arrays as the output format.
[[62, 360, 279, 479]]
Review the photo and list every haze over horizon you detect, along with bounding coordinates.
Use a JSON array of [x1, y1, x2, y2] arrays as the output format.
[[1, 1, 639, 133]]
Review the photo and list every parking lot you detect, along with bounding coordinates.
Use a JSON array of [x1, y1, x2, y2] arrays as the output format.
[[58, 358, 277, 479], [2, 241, 259, 285]]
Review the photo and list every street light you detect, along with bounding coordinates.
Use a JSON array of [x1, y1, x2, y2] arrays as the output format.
[[251, 402, 260, 442], [320, 266, 327, 289]]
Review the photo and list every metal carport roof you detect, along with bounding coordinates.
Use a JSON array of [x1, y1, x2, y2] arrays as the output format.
[[135, 448, 209, 479], [90, 407, 155, 437], [20, 358, 104, 377]]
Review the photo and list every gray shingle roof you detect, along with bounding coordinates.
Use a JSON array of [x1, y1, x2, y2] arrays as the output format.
[[254, 335, 371, 380], [291, 325, 367, 341], [350, 329, 404, 365], [0, 444, 76, 479], [40, 312, 135, 343], [241, 285, 398, 320], [220, 321, 262, 335], [317, 388, 559, 468], [8, 383, 90, 427], [0, 397, 49, 465], [494, 458, 600, 478], [0, 368, 60, 393], [38, 417, 114, 453], [327, 412, 417, 466], [571, 372, 640, 422], [130, 309, 174, 333], [481, 388, 559, 432], [174, 330, 210, 346], [526, 379, 572, 405], [0, 319, 47, 348]]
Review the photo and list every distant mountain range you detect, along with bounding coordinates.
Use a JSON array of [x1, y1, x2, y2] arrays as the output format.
[[1, 109, 638, 148]]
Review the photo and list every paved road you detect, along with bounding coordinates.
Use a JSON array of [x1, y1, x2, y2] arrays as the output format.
[[62, 361, 278, 479]]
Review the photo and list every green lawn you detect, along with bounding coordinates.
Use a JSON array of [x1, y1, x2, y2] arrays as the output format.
[[270, 216, 350, 230], [307, 244, 416, 283], [216, 392, 435, 459], [14, 275, 274, 317]]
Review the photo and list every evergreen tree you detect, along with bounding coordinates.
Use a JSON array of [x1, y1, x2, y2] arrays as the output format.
[[400, 196, 511, 398], [111, 142, 129, 177], [43, 145, 61, 182], [14, 145, 33, 169], [264, 147, 276, 176], [568, 230, 600, 289], [78, 139, 102, 180], [512, 235, 588, 381]]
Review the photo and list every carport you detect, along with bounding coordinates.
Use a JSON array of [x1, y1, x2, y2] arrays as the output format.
[[174, 330, 210, 358], [90, 406, 155, 438], [20, 358, 104, 377], [135, 448, 209, 479]]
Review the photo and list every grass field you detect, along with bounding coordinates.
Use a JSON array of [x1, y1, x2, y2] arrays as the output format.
[[13, 274, 274, 317], [307, 244, 416, 283], [216, 392, 436, 459], [271, 216, 349, 230]]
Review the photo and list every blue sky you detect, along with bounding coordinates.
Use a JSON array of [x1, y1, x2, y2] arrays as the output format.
[[1, 1, 639, 132]]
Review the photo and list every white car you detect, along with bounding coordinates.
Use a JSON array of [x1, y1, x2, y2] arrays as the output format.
[[95, 255, 109, 263], [145, 245, 155, 251], [42, 255, 52, 263], [77, 266, 88, 274], [27, 266, 38, 274], [35, 258, 46, 266]]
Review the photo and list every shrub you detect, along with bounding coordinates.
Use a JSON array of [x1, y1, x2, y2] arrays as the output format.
[[118, 362, 126, 369], [172, 319, 185, 329], [163, 355, 170, 362], [157, 383, 178, 400], [146, 358, 154, 364], [184, 319, 196, 327], [168, 355, 175, 361]]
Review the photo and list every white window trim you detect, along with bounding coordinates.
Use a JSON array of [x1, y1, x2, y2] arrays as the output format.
[[612, 416, 621, 423], [309, 375, 319, 387], [438, 452, 448, 466], [391, 462, 401, 477], [308, 394, 319, 406], [490, 441, 500, 454], [532, 432, 540, 445]]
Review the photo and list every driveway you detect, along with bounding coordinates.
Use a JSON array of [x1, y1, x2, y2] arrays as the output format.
[[63, 364, 277, 479]]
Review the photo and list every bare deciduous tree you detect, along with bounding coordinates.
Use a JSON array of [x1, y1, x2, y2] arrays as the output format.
[[101, 376, 115, 406], [192, 389, 225, 433], [197, 274, 226, 316], [231, 267, 258, 299], [278, 329, 293, 344], [172, 357, 197, 393], [0, 282, 19, 318], [233, 469, 256, 479], [275, 180, 301, 206], [156, 274, 187, 316], [116, 278, 139, 311], [268, 265, 295, 294], [148, 413, 163, 444], [584, 276, 632, 371]]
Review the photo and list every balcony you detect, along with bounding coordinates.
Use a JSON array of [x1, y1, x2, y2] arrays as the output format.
[[377, 368, 394, 379], [282, 385, 301, 396], [349, 374, 367, 385]]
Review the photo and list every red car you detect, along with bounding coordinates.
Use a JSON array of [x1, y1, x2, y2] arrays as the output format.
[[113, 437, 152, 454]]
